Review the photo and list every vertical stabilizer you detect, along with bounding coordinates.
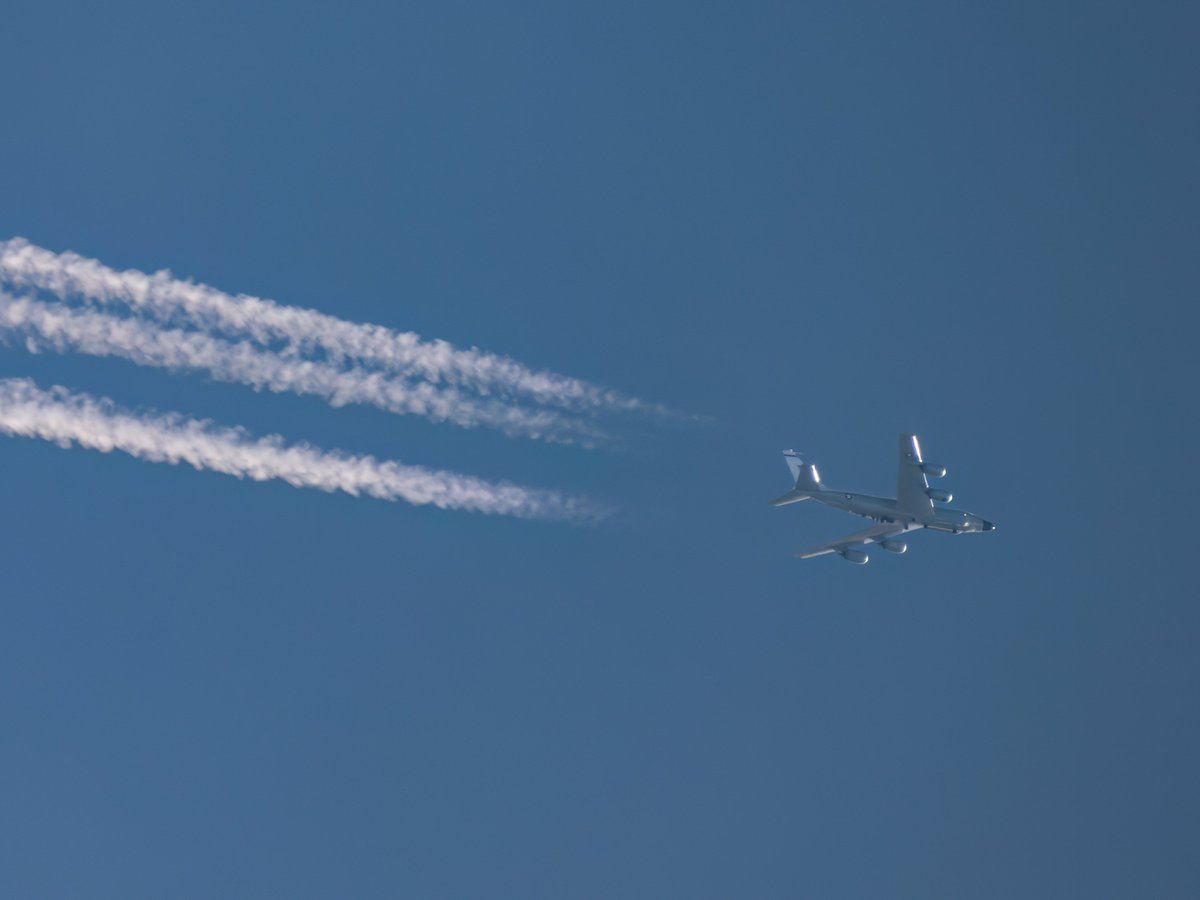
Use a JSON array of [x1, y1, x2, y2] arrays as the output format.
[[783, 450, 823, 493]]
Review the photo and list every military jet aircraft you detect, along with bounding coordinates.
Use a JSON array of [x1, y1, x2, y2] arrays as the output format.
[[770, 433, 995, 563]]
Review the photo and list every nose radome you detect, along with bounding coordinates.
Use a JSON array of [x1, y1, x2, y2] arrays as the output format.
[[982, 520, 996, 532]]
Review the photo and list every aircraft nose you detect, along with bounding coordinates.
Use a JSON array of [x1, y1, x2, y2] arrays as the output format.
[[982, 520, 996, 532]]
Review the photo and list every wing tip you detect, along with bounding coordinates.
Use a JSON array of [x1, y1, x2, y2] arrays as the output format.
[[793, 549, 833, 560]]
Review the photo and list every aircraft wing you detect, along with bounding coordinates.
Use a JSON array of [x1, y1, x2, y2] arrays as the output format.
[[895, 433, 933, 518], [794, 522, 911, 560]]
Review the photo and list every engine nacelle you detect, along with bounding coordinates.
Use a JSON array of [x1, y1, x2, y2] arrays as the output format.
[[921, 463, 947, 478], [926, 488, 953, 503], [839, 549, 869, 565], [879, 539, 907, 554]]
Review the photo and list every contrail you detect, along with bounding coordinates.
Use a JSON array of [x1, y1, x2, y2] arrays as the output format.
[[0, 293, 608, 445], [0, 377, 603, 520], [0, 237, 658, 415]]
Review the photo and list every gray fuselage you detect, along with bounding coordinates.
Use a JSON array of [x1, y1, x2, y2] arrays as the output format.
[[806, 489, 994, 534]]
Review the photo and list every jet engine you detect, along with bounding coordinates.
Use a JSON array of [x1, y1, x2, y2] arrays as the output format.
[[879, 539, 907, 554], [926, 488, 953, 503], [839, 549, 869, 565], [921, 463, 947, 478]]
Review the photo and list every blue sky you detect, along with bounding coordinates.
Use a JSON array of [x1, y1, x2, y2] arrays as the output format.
[[1, 1, 1197, 897]]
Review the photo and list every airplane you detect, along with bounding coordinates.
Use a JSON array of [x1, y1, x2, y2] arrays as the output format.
[[770, 433, 995, 563]]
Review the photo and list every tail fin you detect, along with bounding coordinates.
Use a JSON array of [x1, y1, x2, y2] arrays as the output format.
[[783, 449, 823, 493], [771, 450, 823, 506]]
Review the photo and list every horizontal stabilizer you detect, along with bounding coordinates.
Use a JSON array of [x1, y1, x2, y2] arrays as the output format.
[[769, 490, 811, 507]]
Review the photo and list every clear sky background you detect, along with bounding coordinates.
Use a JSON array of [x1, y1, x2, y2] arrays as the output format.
[[1, 1, 1197, 897]]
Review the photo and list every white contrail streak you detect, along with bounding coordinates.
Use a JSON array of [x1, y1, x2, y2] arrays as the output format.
[[0, 378, 603, 520], [0, 237, 655, 415], [0, 293, 607, 445]]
